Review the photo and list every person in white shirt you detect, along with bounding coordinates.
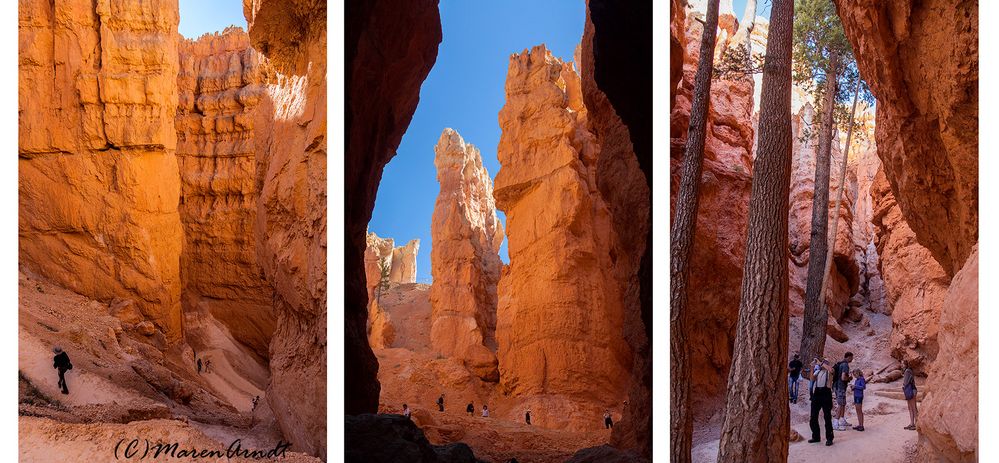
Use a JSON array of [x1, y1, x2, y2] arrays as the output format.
[[482, 404, 489, 417], [808, 357, 836, 446], [402, 403, 411, 418]]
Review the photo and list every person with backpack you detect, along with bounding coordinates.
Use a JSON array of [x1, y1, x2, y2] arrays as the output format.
[[788, 352, 803, 404], [902, 360, 918, 430], [437, 393, 445, 412], [850, 369, 867, 431], [52, 346, 72, 395], [833, 352, 854, 430], [808, 357, 835, 446]]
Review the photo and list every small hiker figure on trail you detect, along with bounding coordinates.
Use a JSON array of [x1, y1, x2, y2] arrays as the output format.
[[466, 402, 475, 416], [788, 352, 803, 404], [402, 403, 411, 419], [251, 395, 260, 411], [204, 359, 212, 374], [482, 404, 489, 418], [525, 409, 532, 425], [902, 360, 918, 431], [52, 346, 72, 395], [604, 410, 613, 429], [197, 357, 203, 375], [437, 393, 445, 412]]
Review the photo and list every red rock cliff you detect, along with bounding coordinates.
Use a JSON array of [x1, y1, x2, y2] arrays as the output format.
[[244, 0, 327, 457], [19, 0, 184, 342], [833, 0, 977, 277], [669, 4, 753, 420], [430, 128, 503, 382], [834, 1, 978, 460], [344, 0, 442, 417]]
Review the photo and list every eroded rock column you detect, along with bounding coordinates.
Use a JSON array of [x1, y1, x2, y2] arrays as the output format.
[[495, 45, 631, 430], [430, 128, 503, 382]]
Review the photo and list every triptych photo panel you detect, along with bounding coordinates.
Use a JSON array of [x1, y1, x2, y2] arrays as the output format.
[[13, 0, 978, 462]]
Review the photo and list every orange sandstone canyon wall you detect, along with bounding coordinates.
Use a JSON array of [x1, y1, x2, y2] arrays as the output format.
[[243, 0, 327, 458], [834, 1, 978, 460], [494, 45, 631, 431], [430, 128, 504, 382], [19, 0, 184, 342], [344, 0, 442, 416], [176, 28, 276, 358]]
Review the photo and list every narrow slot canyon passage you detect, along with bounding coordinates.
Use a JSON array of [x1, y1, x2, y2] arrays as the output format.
[[18, 0, 327, 460], [346, 1, 652, 462], [671, 0, 976, 461]]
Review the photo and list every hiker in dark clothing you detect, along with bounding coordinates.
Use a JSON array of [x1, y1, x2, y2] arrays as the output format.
[[604, 410, 613, 429], [437, 393, 445, 412], [788, 352, 803, 404], [197, 357, 203, 374], [525, 409, 531, 425], [809, 358, 835, 446], [466, 402, 475, 416], [52, 346, 72, 395]]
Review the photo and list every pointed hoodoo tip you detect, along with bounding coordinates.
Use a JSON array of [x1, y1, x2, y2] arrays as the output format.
[[437, 127, 465, 150]]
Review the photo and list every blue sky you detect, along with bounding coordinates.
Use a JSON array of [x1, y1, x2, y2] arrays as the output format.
[[368, 1, 586, 283], [733, 0, 772, 20], [178, 0, 246, 38]]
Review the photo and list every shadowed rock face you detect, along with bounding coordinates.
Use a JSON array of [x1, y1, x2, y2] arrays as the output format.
[[581, 0, 652, 455], [870, 169, 949, 373], [833, 0, 978, 277], [19, 0, 184, 343], [430, 129, 503, 382], [243, 0, 327, 458], [344, 0, 442, 417], [176, 28, 277, 359], [344, 414, 481, 463]]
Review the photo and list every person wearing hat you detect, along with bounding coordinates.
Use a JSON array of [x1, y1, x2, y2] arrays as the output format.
[[52, 346, 72, 394]]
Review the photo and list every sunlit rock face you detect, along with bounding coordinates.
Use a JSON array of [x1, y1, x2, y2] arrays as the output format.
[[918, 246, 978, 462], [494, 44, 631, 431], [429, 129, 503, 382], [344, 0, 442, 418], [19, 0, 185, 342], [176, 28, 276, 358], [243, 0, 327, 458]]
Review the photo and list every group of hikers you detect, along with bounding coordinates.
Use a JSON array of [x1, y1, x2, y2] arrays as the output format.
[[788, 351, 919, 446], [399, 393, 615, 429]]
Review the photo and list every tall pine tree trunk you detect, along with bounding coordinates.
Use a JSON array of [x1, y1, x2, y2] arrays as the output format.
[[819, 80, 862, 304], [670, 0, 720, 461], [716, 0, 794, 461], [798, 50, 839, 366]]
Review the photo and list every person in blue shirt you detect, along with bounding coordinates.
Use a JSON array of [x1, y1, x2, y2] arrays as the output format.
[[851, 369, 867, 431]]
